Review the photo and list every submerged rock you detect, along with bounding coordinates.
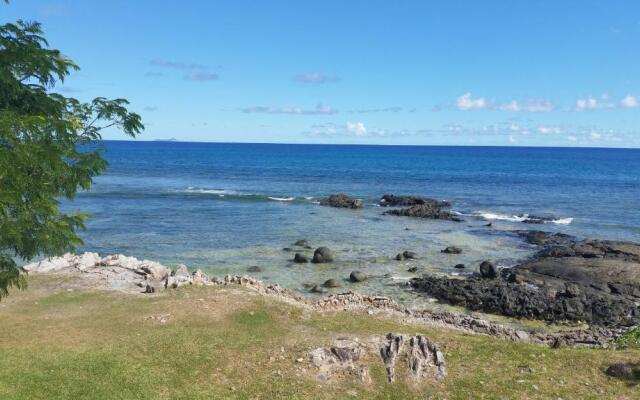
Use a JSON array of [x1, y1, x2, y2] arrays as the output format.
[[349, 271, 367, 282], [441, 246, 462, 254], [312, 247, 334, 263], [454, 264, 466, 269], [319, 194, 363, 209], [247, 265, 263, 273], [293, 253, 309, 263], [385, 202, 460, 221], [294, 239, 309, 247], [323, 279, 341, 288]]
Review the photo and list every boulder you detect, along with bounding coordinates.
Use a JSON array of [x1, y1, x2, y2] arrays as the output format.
[[293, 253, 309, 263], [319, 194, 363, 209], [479, 261, 498, 279], [323, 279, 340, 288], [294, 239, 309, 247], [441, 246, 462, 254], [605, 363, 637, 379], [403, 251, 418, 259], [312, 247, 334, 263], [349, 271, 367, 282]]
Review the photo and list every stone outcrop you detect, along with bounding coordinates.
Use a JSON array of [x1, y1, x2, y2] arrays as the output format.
[[308, 333, 446, 385]]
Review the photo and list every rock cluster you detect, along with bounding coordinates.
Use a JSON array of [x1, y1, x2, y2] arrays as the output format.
[[319, 194, 363, 209], [382, 195, 462, 222], [409, 231, 640, 327]]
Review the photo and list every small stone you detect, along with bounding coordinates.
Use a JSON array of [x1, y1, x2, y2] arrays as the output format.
[[395, 253, 405, 261], [454, 263, 466, 269], [293, 253, 309, 263], [407, 266, 419, 273], [247, 265, 263, 273], [294, 239, 309, 247]]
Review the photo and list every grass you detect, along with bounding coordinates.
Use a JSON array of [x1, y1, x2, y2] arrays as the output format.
[[0, 275, 638, 399]]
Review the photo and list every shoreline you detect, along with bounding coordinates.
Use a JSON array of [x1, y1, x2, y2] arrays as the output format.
[[23, 251, 629, 348]]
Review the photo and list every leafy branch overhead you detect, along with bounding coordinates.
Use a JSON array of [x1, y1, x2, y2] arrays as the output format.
[[0, 13, 143, 299]]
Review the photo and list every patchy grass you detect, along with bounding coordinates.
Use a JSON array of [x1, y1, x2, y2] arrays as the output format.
[[0, 276, 638, 399]]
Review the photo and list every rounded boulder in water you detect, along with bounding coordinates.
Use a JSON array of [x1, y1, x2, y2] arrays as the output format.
[[293, 253, 309, 263], [323, 278, 340, 288], [312, 247, 334, 263], [479, 261, 498, 279], [349, 271, 367, 282]]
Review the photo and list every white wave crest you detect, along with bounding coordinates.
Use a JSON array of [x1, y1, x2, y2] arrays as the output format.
[[268, 196, 295, 202]]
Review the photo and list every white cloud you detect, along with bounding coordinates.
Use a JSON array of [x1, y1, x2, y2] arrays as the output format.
[[567, 135, 578, 142], [620, 95, 639, 108], [508, 135, 516, 143], [346, 122, 368, 136], [498, 99, 554, 112], [185, 72, 218, 81], [242, 104, 337, 115], [455, 93, 553, 112], [590, 131, 602, 140], [537, 126, 563, 134], [456, 92, 487, 110], [293, 73, 339, 84], [575, 95, 614, 111]]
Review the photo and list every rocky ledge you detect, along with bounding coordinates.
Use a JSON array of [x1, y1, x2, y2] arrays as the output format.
[[319, 194, 363, 209], [409, 231, 640, 328]]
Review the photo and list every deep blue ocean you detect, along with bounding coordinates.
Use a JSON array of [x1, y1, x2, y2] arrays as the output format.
[[65, 141, 640, 305]]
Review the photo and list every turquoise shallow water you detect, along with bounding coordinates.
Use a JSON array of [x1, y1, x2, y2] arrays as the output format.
[[63, 141, 640, 306]]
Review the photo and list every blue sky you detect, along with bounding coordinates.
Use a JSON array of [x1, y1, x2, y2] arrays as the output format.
[[4, 1, 640, 146]]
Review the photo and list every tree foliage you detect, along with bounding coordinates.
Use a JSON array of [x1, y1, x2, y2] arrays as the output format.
[[0, 10, 143, 299]]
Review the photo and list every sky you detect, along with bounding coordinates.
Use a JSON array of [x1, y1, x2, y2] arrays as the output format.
[[3, 0, 640, 147]]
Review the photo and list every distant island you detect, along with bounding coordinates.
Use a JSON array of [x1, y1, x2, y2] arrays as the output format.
[[154, 138, 178, 142]]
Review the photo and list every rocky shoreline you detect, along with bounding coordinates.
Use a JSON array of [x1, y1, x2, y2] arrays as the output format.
[[24, 250, 630, 348], [410, 230, 640, 328]]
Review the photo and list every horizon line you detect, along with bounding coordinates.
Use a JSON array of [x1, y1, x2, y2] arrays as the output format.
[[101, 138, 639, 150]]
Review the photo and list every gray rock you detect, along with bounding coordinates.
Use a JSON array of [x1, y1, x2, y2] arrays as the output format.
[[310, 285, 327, 294], [312, 247, 334, 263], [479, 261, 498, 279], [247, 265, 263, 273], [349, 271, 367, 282], [323, 279, 340, 288], [454, 264, 466, 269], [407, 266, 419, 273], [294, 239, 309, 247], [293, 253, 309, 263], [605, 363, 636, 379], [403, 251, 418, 259], [442, 246, 462, 254]]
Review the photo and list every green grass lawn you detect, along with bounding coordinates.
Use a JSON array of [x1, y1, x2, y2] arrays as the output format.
[[0, 275, 638, 399]]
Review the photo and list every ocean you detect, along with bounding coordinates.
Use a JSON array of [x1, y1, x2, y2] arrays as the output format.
[[65, 141, 640, 306]]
